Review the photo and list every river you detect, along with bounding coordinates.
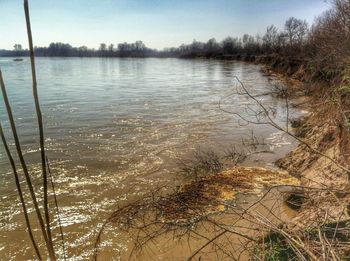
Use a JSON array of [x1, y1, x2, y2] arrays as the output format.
[[0, 57, 300, 260]]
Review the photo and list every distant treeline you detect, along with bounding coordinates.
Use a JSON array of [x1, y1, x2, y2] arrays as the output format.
[[1, 41, 157, 58], [2, 0, 349, 81]]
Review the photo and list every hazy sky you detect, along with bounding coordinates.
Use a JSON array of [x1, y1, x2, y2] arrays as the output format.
[[0, 0, 330, 50]]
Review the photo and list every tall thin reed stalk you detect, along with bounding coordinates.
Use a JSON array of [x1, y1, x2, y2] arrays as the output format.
[[23, 0, 53, 249], [0, 70, 56, 260], [0, 123, 42, 260]]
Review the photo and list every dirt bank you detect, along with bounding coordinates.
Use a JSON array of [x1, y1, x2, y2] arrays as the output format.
[[263, 61, 350, 226], [258, 60, 350, 259]]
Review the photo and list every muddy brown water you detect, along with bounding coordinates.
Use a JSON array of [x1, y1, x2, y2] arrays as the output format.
[[0, 58, 304, 260]]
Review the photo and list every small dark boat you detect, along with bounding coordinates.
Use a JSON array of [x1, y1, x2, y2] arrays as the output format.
[[13, 58, 23, 61]]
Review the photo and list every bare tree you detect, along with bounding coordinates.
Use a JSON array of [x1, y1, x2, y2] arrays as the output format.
[[13, 44, 23, 51], [108, 43, 114, 52], [262, 25, 279, 52], [99, 43, 107, 51], [285, 17, 309, 46], [205, 38, 220, 53]]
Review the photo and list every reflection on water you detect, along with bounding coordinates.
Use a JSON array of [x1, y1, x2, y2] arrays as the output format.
[[0, 58, 299, 260]]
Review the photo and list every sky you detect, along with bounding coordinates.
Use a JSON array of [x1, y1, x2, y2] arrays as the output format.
[[0, 0, 330, 50]]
